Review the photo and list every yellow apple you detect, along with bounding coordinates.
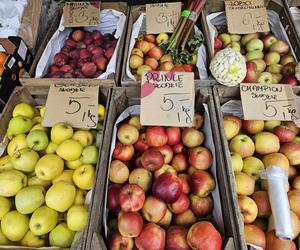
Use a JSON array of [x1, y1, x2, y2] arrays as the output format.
[[8, 116, 33, 135], [35, 154, 64, 180], [56, 139, 83, 161], [39, 106, 46, 118], [72, 130, 93, 147], [128, 116, 142, 130], [0, 155, 14, 172], [0, 197, 11, 220], [67, 205, 88, 231], [73, 164, 95, 190], [66, 159, 83, 170], [98, 104, 106, 122], [32, 116, 42, 125], [7, 134, 28, 156], [0, 169, 27, 197], [46, 181, 76, 212], [235, 172, 255, 196], [223, 115, 242, 140], [50, 123, 73, 144], [81, 145, 98, 164], [264, 120, 281, 131], [254, 132, 280, 155], [30, 123, 48, 133], [0, 228, 11, 245], [28, 176, 51, 189], [13, 103, 35, 119], [230, 152, 243, 172], [229, 134, 255, 158], [49, 223, 75, 248], [20, 230, 46, 247], [52, 169, 74, 184], [45, 141, 58, 154], [262, 153, 289, 171], [242, 156, 265, 180], [1, 210, 29, 241], [29, 206, 58, 235], [73, 189, 86, 205], [11, 148, 40, 173]]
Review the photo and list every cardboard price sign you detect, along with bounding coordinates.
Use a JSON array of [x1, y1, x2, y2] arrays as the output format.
[[140, 71, 194, 127], [42, 83, 99, 129], [63, 1, 100, 27], [240, 83, 299, 121], [225, 0, 270, 34], [146, 2, 181, 34]]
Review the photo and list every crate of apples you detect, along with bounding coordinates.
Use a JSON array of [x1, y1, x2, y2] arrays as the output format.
[[223, 115, 300, 249], [214, 32, 298, 85], [45, 28, 118, 79], [0, 96, 106, 248], [106, 113, 224, 250]]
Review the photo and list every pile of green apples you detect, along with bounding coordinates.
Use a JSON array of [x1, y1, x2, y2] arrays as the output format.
[[0, 102, 105, 248]]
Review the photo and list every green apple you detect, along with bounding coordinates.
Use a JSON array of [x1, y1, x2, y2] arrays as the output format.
[[8, 116, 33, 136], [49, 223, 75, 248], [56, 139, 83, 161], [52, 169, 74, 184], [50, 123, 73, 144], [0, 155, 14, 171], [80, 145, 98, 164], [26, 130, 49, 151], [29, 206, 58, 235], [73, 164, 95, 190], [0, 170, 27, 197], [20, 230, 46, 247], [30, 123, 48, 132], [45, 141, 58, 154], [245, 51, 264, 61], [28, 176, 51, 189], [11, 148, 39, 173], [15, 186, 45, 214], [242, 156, 265, 180], [245, 38, 264, 52], [6, 129, 14, 140], [32, 116, 43, 125], [35, 154, 64, 181], [39, 106, 46, 118], [72, 130, 93, 147], [46, 181, 76, 212], [241, 33, 259, 46], [230, 152, 243, 172], [0, 197, 11, 220], [66, 159, 83, 170], [266, 64, 282, 74], [0, 228, 12, 245], [73, 189, 86, 205], [7, 134, 28, 156], [13, 103, 35, 119], [1, 210, 29, 241], [257, 72, 273, 84], [67, 205, 88, 231]]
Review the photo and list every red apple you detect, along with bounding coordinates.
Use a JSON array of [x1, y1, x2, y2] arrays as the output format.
[[242, 120, 264, 134], [244, 224, 266, 249], [282, 62, 296, 77], [178, 174, 191, 194], [107, 184, 121, 210], [182, 128, 204, 148], [283, 121, 299, 135], [144, 57, 158, 70], [172, 143, 186, 154], [158, 208, 172, 229], [282, 76, 298, 86], [168, 193, 190, 214], [157, 145, 174, 164], [134, 156, 143, 168], [238, 195, 258, 224], [274, 125, 296, 143], [118, 212, 143, 238], [214, 38, 223, 51], [187, 221, 222, 250], [113, 142, 134, 161], [166, 127, 181, 145], [166, 226, 190, 250], [135, 40, 150, 54], [171, 153, 188, 172], [72, 30, 85, 41], [153, 172, 183, 203], [251, 191, 271, 218], [148, 46, 163, 60], [280, 142, 300, 165], [154, 165, 177, 179], [146, 126, 168, 147], [266, 231, 296, 250], [119, 184, 145, 212], [190, 170, 215, 197], [134, 133, 149, 153], [135, 223, 165, 250], [141, 196, 167, 223], [141, 148, 164, 172], [190, 194, 214, 217], [144, 34, 156, 43], [174, 209, 197, 227], [109, 231, 134, 250], [188, 146, 213, 170], [243, 62, 258, 83], [160, 61, 174, 71], [117, 124, 139, 145]]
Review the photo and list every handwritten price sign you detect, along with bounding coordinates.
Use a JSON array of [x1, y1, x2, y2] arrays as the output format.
[[240, 83, 299, 121], [63, 1, 100, 27], [140, 71, 195, 127], [225, 0, 270, 34], [42, 83, 99, 129], [146, 2, 181, 34]]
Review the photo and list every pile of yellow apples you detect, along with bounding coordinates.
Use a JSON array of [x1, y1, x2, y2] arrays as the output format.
[[224, 116, 300, 250], [0, 101, 105, 248]]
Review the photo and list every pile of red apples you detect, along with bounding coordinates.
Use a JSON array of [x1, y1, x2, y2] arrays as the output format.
[[46, 29, 117, 78], [107, 114, 222, 250], [224, 116, 300, 250], [129, 33, 195, 80], [215, 32, 298, 85]]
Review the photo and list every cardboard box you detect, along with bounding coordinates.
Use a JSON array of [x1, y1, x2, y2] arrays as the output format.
[[85, 85, 239, 250], [20, 2, 129, 88], [120, 5, 217, 87], [0, 84, 111, 250]]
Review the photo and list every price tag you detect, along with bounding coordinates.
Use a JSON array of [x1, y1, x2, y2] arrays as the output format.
[[146, 2, 181, 34], [42, 83, 99, 129], [240, 83, 299, 121], [225, 0, 270, 34], [63, 1, 100, 27], [140, 71, 194, 127]]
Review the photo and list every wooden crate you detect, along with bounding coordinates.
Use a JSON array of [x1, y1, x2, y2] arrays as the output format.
[[0, 85, 111, 250], [120, 5, 217, 87], [85, 85, 239, 250], [20, 2, 129, 88]]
